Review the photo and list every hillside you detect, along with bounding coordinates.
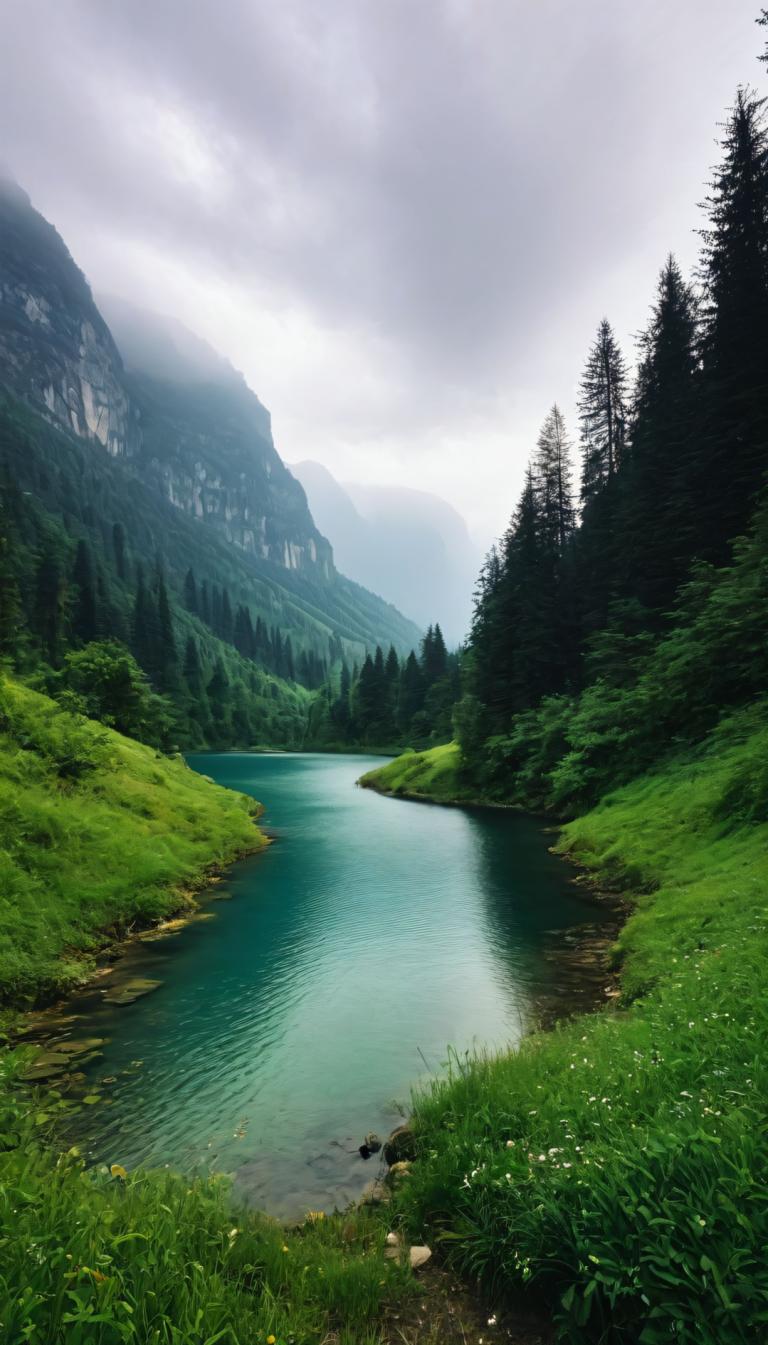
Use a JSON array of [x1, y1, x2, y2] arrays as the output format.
[[0, 675, 263, 1003], [0, 178, 422, 748]]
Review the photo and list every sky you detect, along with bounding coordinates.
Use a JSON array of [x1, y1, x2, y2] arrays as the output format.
[[0, 1, 763, 550]]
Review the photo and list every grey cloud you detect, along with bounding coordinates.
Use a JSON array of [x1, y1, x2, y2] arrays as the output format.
[[0, 1, 762, 537]]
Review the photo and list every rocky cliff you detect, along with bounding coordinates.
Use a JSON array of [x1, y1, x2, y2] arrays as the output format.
[[0, 178, 330, 578], [0, 177, 133, 457]]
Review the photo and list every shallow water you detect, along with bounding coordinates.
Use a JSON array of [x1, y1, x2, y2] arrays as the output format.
[[66, 752, 593, 1218]]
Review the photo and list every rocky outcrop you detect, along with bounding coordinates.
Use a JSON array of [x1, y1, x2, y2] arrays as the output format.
[[0, 179, 331, 578], [0, 177, 135, 457]]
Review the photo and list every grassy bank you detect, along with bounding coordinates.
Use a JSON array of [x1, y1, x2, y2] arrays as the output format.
[[0, 678, 418, 1344], [359, 742, 466, 802], [0, 675, 265, 1004], [392, 710, 768, 1343]]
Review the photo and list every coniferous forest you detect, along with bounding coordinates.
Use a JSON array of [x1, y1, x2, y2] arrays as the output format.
[[3, 10, 768, 1345], [447, 85, 768, 815]]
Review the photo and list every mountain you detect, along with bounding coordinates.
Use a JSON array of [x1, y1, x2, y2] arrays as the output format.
[[0, 177, 422, 748], [291, 461, 481, 645]]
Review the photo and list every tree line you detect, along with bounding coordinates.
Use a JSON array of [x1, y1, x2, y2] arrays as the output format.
[[457, 81, 768, 807], [308, 623, 459, 748]]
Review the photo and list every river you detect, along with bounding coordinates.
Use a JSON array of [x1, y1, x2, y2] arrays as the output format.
[[65, 752, 596, 1219]]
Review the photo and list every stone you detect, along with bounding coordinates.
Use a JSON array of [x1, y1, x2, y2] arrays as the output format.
[[50, 1038, 105, 1056], [387, 1160, 412, 1184], [359, 1179, 391, 1206], [409, 1245, 432, 1270], [103, 977, 161, 1005], [383, 1124, 416, 1166]]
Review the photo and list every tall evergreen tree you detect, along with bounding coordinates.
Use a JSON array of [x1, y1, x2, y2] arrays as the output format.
[[184, 567, 198, 614], [695, 87, 768, 562], [33, 545, 66, 667], [71, 539, 97, 645], [617, 255, 699, 613], [578, 319, 628, 504], [112, 522, 127, 581], [533, 405, 575, 554]]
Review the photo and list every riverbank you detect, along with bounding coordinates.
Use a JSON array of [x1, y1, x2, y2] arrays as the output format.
[[380, 711, 768, 1342], [0, 676, 266, 1007]]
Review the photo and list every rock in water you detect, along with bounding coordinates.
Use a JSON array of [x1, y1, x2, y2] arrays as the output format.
[[383, 1124, 416, 1165], [364, 1132, 382, 1153]]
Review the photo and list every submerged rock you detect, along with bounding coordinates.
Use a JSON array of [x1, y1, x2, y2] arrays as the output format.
[[103, 977, 161, 1005], [383, 1124, 416, 1166]]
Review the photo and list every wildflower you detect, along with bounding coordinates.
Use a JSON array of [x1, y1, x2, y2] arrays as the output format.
[[505, 1139, 515, 1148], [228, 1228, 239, 1240], [110, 1164, 128, 1180], [267, 1336, 276, 1344], [281, 1244, 289, 1253]]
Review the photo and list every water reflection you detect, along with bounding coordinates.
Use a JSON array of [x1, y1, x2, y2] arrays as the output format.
[[63, 754, 591, 1219]]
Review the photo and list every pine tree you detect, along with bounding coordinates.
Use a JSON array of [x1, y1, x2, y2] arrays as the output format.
[[533, 405, 575, 554], [154, 563, 178, 691], [695, 88, 768, 562], [33, 545, 66, 667], [617, 255, 699, 613], [71, 539, 97, 645], [131, 565, 162, 682], [184, 567, 198, 614], [578, 319, 628, 504], [112, 522, 127, 581], [0, 483, 22, 657], [398, 649, 424, 735]]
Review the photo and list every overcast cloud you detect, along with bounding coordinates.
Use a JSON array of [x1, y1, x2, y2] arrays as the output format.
[[0, 1, 762, 546]]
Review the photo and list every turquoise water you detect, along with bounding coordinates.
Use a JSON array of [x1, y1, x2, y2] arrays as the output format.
[[67, 752, 592, 1219]]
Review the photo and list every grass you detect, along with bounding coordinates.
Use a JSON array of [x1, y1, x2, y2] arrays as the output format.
[[394, 710, 768, 1343], [359, 742, 465, 802], [0, 674, 264, 1004], [0, 677, 416, 1343], [0, 1070, 412, 1345]]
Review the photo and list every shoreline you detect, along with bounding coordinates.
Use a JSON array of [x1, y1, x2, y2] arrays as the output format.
[[361, 768, 630, 1025]]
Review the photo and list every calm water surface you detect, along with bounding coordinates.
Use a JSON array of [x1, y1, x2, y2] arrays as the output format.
[[68, 753, 591, 1218]]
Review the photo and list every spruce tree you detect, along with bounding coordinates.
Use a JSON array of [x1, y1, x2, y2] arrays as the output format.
[[578, 319, 628, 504], [533, 405, 575, 554], [184, 567, 198, 614], [33, 545, 66, 667], [695, 87, 768, 562], [617, 255, 699, 613], [71, 539, 97, 645], [112, 522, 127, 581], [0, 486, 22, 657]]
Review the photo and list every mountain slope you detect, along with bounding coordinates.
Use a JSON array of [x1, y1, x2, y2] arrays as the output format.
[[0, 178, 421, 735], [292, 459, 480, 644]]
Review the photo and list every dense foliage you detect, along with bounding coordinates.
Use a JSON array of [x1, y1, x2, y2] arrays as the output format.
[[458, 87, 768, 811], [400, 710, 768, 1344], [306, 622, 459, 749], [0, 391, 423, 751]]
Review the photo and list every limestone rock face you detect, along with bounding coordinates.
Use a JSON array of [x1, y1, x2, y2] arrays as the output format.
[[0, 178, 332, 579], [0, 178, 135, 457]]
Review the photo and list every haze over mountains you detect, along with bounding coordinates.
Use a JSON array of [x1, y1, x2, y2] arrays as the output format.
[[292, 460, 480, 645], [0, 175, 422, 689]]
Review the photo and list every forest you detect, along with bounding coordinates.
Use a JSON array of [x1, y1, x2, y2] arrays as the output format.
[[444, 85, 768, 816]]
